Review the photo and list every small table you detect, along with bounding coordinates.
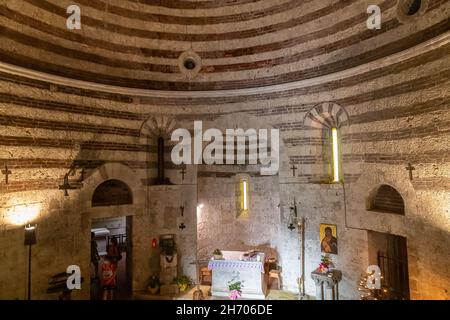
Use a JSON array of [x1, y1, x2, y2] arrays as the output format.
[[311, 270, 342, 300]]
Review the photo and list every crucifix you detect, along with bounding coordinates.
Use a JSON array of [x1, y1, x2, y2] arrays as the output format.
[[180, 164, 187, 181], [405, 163, 415, 180], [290, 164, 298, 177], [1, 163, 12, 184]]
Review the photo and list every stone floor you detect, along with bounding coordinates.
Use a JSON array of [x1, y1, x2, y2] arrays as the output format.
[[133, 286, 312, 300]]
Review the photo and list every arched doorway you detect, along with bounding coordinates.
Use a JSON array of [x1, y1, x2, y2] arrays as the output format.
[[367, 185, 410, 299], [90, 179, 133, 300]]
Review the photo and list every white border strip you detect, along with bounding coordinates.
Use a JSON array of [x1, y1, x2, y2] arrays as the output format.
[[0, 32, 448, 99]]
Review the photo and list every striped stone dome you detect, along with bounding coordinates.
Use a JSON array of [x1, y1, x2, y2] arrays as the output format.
[[0, 0, 447, 90]]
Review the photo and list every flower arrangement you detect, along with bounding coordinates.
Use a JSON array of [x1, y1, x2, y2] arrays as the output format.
[[174, 275, 192, 291], [228, 272, 243, 300], [316, 254, 334, 273]]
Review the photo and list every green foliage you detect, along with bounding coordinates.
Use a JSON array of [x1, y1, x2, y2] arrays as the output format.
[[213, 249, 222, 255], [228, 280, 242, 291], [227, 271, 243, 292], [321, 254, 333, 265], [174, 275, 192, 286]]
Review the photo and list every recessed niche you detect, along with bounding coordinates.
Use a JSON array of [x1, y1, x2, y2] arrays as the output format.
[[397, 0, 428, 23], [92, 179, 133, 207], [368, 184, 405, 215], [178, 51, 201, 78]]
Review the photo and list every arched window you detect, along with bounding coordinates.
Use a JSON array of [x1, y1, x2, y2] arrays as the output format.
[[92, 179, 133, 207], [369, 185, 405, 215], [303, 102, 348, 183]]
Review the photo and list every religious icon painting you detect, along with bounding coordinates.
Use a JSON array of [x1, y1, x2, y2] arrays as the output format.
[[320, 224, 338, 255]]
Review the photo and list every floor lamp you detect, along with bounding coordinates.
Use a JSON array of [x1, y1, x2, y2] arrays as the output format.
[[24, 224, 37, 300]]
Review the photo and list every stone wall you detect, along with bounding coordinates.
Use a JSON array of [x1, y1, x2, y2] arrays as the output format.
[[139, 184, 198, 287], [0, 0, 449, 300], [197, 175, 280, 260]]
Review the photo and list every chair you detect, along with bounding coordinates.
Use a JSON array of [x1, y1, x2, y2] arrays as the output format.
[[200, 267, 212, 285], [268, 269, 281, 290]]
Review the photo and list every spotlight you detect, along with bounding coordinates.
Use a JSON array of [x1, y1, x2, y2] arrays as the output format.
[[24, 223, 37, 245]]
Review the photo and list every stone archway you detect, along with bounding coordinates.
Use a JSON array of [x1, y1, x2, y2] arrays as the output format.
[[346, 169, 417, 234], [345, 169, 417, 299], [92, 179, 133, 207], [77, 163, 146, 299]]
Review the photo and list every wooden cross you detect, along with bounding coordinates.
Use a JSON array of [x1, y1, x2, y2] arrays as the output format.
[[290, 164, 298, 177], [405, 163, 415, 180], [180, 165, 187, 181], [1, 163, 11, 184]]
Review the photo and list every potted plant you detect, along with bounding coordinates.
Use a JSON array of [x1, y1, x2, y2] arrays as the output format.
[[147, 275, 160, 295], [213, 249, 223, 260], [175, 276, 192, 292]]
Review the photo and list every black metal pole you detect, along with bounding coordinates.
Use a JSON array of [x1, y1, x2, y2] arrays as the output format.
[[28, 243, 31, 300], [157, 137, 164, 184]]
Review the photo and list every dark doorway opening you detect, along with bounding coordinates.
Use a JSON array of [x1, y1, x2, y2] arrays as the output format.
[[368, 231, 410, 300], [90, 216, 132, 300]]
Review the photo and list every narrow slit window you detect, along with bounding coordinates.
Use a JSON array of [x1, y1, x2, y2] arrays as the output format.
[[237, 177, 250, 217], [242, 180, 248, 211], [331, 127, 341, 182]]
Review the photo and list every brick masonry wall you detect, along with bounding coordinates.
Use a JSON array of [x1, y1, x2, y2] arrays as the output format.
[[0, 0, 449, 300], [0, 0, 449, 89]]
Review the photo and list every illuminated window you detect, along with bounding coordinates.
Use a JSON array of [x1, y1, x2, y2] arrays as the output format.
[[242, 180, 248, 211], [237, 176, 250, 217], [331, 127, 341, 182]]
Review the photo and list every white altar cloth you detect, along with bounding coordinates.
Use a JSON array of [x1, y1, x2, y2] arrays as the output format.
[[208, 251, 266, 299], [208, 260, 264, 273]]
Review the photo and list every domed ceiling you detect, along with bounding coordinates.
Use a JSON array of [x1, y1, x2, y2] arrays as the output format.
[[0, 0, 448, 90]]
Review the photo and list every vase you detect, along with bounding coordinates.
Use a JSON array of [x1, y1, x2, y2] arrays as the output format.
[[148, 286, 159, 295], [214, 254, 223, 260]]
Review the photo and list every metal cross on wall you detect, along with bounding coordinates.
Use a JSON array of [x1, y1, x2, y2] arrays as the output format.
[[405, 163, 415, 180], [1, 163, 11, 184], [180, 164, 187, 181], [290, 164, 298, 177]]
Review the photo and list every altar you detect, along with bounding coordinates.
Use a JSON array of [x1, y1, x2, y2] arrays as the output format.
[[208, 251, 266, 299]]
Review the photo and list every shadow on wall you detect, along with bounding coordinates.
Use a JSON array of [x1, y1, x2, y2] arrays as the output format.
[[0, 124, 150, 300]]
